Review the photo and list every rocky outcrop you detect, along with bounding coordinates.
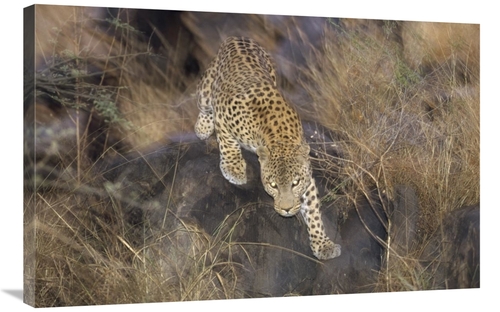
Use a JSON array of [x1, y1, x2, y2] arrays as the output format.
[[420, 204, 480, 289], [101, 123, 386, 296]]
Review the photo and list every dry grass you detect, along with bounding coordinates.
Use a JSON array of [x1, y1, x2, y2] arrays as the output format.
[[306, 19, 479, 216], [26, 6, 240, 306], [301, 20, 479, 291], [25, 6, 480, 306], [25, 171, 247, 306]]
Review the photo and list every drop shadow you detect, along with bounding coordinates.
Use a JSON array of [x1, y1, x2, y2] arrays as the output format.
[[2, 289, 24, 301]]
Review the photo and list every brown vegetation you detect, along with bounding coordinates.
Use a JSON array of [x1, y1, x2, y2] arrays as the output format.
[[301, 19, 479, 291]]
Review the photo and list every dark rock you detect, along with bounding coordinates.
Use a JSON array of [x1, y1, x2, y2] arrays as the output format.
[[421, 204, 480, 289], [389, 184, 420, 255], [101, 122, 386, 297]]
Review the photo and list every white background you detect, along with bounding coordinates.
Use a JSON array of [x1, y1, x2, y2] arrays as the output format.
[[2, 0, 496, 310]]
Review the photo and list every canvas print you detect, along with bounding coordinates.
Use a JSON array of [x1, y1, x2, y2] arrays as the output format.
[[24, 4, 479, 307]]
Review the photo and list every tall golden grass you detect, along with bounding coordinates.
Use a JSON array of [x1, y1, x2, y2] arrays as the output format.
[[301, 20, 479, 291]]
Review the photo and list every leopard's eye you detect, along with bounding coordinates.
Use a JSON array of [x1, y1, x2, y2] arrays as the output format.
[[270, 182, 277, 188], [292, 179, 300, 186]]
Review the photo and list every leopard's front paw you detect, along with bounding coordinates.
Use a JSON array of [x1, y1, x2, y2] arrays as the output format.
[[195, 112, 214, 140], [312, 239, 341, 260], [220, 160, 247, 185]]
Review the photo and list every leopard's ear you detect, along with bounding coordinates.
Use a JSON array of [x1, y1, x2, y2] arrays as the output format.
[[256, 146, 270, 163]]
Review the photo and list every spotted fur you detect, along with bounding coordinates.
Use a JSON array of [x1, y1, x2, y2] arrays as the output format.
[[195, 36, 340, 260]]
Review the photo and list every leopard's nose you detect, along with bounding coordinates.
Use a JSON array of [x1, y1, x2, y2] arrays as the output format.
[[280, 207, 296, 217]]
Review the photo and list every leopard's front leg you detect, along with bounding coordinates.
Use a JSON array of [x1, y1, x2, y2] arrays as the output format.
[[300, 178, 341, 260], [195, 59, 217, 140], [215, 130, 248, 185]]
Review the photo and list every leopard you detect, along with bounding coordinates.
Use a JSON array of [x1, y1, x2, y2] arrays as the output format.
[[194, 36, 341, 260]]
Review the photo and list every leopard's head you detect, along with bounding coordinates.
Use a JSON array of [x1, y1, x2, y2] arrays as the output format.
[[257, 144, 312, 217]]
